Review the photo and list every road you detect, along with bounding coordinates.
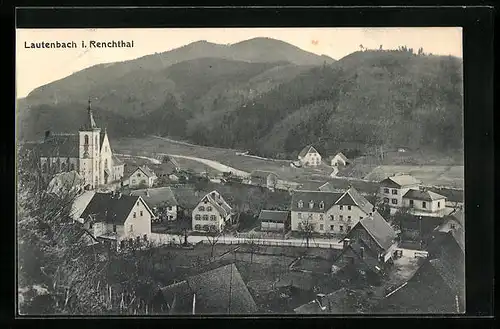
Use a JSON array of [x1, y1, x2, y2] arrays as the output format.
[[149, 232, 344, 249]]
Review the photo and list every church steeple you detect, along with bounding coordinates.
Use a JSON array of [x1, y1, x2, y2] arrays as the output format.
[[81, 97, 99, 131]]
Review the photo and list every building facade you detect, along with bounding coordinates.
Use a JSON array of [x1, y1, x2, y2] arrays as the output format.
[[192, 190, 232, 232], [379, 174, 421, 211], [402, 190, 447, 213], [298, 146, 322, 167], [128, 166, 158, 189], [39, 100, 125, 190]]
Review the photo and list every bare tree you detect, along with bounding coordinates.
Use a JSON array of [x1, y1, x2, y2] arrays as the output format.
[[245, 233, 259, 264], [206, 227, 223, 259], [298, 219, 315, 248]]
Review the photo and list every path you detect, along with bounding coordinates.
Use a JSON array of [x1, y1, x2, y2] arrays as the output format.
[[149, 232, 344, 249]]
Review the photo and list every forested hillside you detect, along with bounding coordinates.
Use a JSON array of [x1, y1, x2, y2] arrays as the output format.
[[17, 40, 463, 159]]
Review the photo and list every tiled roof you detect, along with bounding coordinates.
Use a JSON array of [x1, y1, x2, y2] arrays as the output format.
[[160, 264, 257, 314], [201, 191, 232, 218], [170, 186, 200, 209], [335, 240, 383, 273], [403, 189, 446, 201], [132, 166, 157, 178], [80, 192, 152, 225], [39, 134, 79, 158], [380, 174, 421, 188], [258, 210, 290, 223], [298, 145, 319, 158], [130, 187, 178, 207], [294, 288, 369, 314], [357, 213, 396, 251], [290, 191, 344, 213], [332, 152, 349, 162], [426, 231, 464, 263], [336, 187, 375, 215], [112, 154, 124, 166]]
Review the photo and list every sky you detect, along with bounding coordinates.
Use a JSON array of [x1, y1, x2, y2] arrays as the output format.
[[16, 27, 462, 98]]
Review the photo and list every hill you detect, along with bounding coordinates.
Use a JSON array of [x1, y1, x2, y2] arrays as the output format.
[[17, 46, 463, 159]]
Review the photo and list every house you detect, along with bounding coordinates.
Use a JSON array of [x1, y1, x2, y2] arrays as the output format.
[[130, 187, 179, 221], [379, 174, 421, 211], [376, 234, 465, 314], [150, 157, 180, 178], [128, 166, 158, 189], [150, 263, 258, 314], [258, 210, 290, 232], [192, 190, 233, 232], [330, 152, 349, 167], [402, 189, 448, 215], [294, 288, 371, 314], [436, 209, 464, 251], [71, 190, 96, 222], [79, 191, 154, 250], [297, 145, 322, 167], [46, 170, 85, 197], [290, 187, 384, 235], [340, 213, 397, 263], [37, 100, 125, 190], [247, 170, 279, 190]]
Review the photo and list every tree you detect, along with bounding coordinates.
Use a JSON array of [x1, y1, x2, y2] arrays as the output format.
[[245, 233, 259, 264], [359, 44, 364, 51], [206, 227, 223, 259], [298, 219, 315, 248]]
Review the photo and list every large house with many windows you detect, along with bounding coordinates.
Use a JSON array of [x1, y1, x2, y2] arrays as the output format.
[[297, 145, 322, 167], [191, 190, 233, 232], [378, 174, 421, 213], [290, 187, 382, 235]]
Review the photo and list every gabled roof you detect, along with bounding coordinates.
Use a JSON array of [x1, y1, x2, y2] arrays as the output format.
[[290, 191, 344, 213], [335, 240, 383, 273], [258, 210, 290, 223], [317, 182, 344, 192], [380, 174, 421, 188], [200, 191, 232, 217], [335, 187, 375, 215], [39, 134, 79, 158], [132, 166, 157, 178], [170, 186, 200, 209], [332, 152, 349, 162], [112, 154, 124, 166], [354, 213, 396, 251], [80, 192, 154, 225], [426, 231, 464, 263], [130, 187, 178, 207], [403, 189, 446, 201], [160, 264, 257, 314], [294, 288, 369, 314], [298, 145, 319, 158], [47, 170, 84, 192]]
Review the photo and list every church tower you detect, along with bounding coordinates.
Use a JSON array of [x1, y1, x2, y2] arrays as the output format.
[[79, 98, 101, 189]]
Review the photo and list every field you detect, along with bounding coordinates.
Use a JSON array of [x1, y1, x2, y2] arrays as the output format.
[[364, 165, 464, 189]]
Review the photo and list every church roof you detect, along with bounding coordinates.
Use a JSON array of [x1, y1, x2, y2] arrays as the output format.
[[39, 134, 79, 158], [79, 99, 100, 131]]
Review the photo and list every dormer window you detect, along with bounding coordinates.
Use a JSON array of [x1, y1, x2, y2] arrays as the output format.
[[319, 201, 324, 210], [298, 200, 303, 208], [309, 200, 314, 209]]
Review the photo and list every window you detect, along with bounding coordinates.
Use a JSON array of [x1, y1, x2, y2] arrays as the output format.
[[383, 197, 389, 203], [203, 215, 209, 221], [330, 225, 334, 230], [298, 213, 302, 219], [136, 202, 139, 206], [450, 223, 456, 229], [195, 224, 201, 230], [132, 179, 136, 184], [138, 173, 141, 177], [298, 200, 303, 208], [348, 206, 352, 211], [105, 159, 108, 169], [330, 215, 334, 221], [339, 215, 344, 221], [340, 225, 344, 232], [319, 214, 324, 220], [320, 224, 324, 230], [95, 136, 98, 146], [384, 188, 389, 193], [308, 214, 313, 219], [347, 216, 351, 221], [309, 201, 314, 209], [133, 212, 136, 218], [199, 206, 205, 211], [195, 214, 201, 220], [359, 216, 363, 220], [89, 223, 93, 229], [339, 205, 343, 210], [392, 189, 398, 195], [129, 224, 133, 232], [437, 201, 441, 208], [140, 211, 143, 216], [120, 241, 125, 249], [203, 225, 209, 231], [392, 199, 398, 205], [84, 135, 89, 145], [347, 226, 352, 231], [141, 179, 146, 184], [319, 201, 324, 210], [143, 234, 147, 241], [422, 201, 427, 208], [167, 206, 172, 211], [207, 206, 212, 211], [409, 199, 414, 207], [42, 162, 47, 173], [70, 163, 75, 171], [210, 215, 216, 221], [113, 225, 116, 233]]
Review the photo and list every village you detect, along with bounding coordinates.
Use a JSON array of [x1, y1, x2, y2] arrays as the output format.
[[19, 100, 465, 315]]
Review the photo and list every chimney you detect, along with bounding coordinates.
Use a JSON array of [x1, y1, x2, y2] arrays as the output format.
[[360, 247, 364, 259], [44, 130, 51, 140]]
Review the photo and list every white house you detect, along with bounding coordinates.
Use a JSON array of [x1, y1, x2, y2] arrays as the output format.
[[128, 166, 158, 189], [298, 146, 322, 167], [330, 152, 349, 167], [290, 187, 381, 235], [130, 187, 179, 222], [402, 189, 448, 214], [192, 190, 233, 233], [79, 191, 155, 250], [247, 170, 279, 190], [379, 174, 421, 212]]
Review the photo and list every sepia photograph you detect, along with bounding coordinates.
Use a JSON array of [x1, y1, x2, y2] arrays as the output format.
[[16, 26, 465, 316]]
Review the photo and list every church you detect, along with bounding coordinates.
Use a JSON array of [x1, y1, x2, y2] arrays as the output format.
[[38, 100, 125, 190]]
